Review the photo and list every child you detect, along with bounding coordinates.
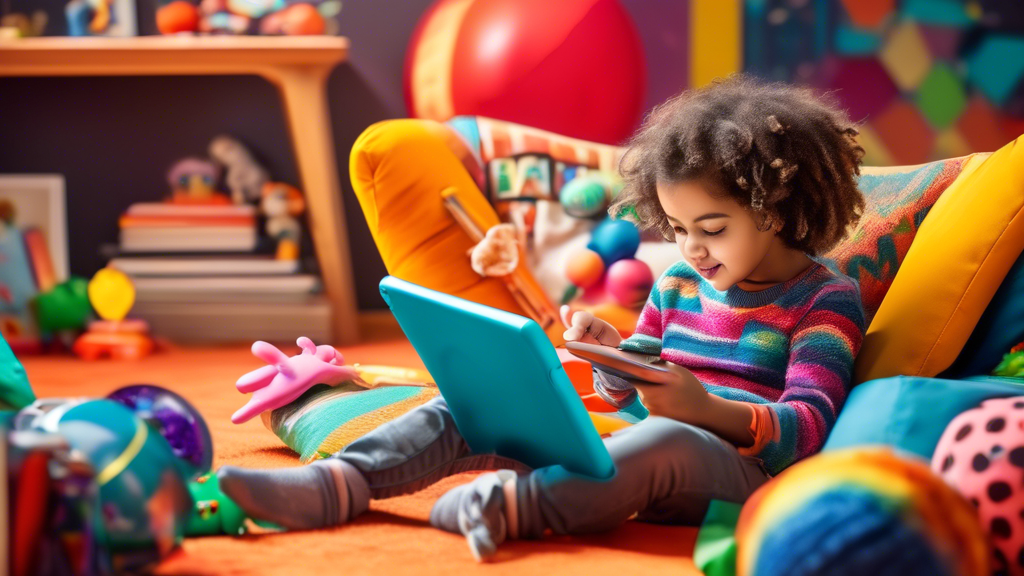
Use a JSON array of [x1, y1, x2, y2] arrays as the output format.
[[217, 74, 868, 561]]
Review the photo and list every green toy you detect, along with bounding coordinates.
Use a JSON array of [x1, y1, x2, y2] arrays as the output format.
[[993, 340, 1024, 378], [33, 276, 91, 333], [186, 472, 250, 536], [0, 327, 34, 410]]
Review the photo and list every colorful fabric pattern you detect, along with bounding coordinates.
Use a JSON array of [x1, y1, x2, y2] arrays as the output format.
[[447, 116, 624, 172], [818, 155, 970, 324], [265, 383, 440, 464], [619, 260, 866, 475]]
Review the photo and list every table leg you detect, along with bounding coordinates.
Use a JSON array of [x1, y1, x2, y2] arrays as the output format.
[[267, 65, 359, 345]]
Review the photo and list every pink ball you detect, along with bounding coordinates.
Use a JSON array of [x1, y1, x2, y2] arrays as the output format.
[[605, 258, 653, 308], [566, 249, 605, 289]]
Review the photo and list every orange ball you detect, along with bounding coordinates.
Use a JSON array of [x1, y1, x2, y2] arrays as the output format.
[[566, 249, 605, 289], [156, 1, 200, 34], [281, 3, 325, 35]]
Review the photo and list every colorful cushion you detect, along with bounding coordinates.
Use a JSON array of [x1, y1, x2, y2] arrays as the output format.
[[851, 136, 1024, 383], [824, 375, 1024, 459], [817, 156, 969, 326]]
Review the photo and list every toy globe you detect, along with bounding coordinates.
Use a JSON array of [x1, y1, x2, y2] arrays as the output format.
[[404, 0, 646, 145], [15, 397, 194, 569], [735, 447, 990, 576], [932, 396, 1024, 575]]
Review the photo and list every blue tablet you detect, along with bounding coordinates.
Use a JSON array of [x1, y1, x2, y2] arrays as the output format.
[[379, 276, 615, 480]]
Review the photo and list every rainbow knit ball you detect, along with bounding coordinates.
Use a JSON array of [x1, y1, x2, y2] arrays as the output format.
[[736, 447, 989, 576]]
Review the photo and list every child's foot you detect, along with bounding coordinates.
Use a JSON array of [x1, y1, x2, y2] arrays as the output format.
[[217, 459, 368, 530], [429, 470, 518, 561]]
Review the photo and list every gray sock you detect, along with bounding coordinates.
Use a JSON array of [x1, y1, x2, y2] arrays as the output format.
[[217, 459, 369, 531], [429, 470, 516, 562]]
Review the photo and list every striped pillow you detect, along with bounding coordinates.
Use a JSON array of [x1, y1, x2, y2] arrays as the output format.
[[264, 382, 439, 464]]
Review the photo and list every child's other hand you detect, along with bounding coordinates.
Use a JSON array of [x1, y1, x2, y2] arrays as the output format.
[[560, 305, 623, 347]]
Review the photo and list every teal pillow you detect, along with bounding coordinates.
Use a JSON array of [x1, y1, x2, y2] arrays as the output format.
[[824, 375, 1024, 459], [940, 249, 1024, 378]]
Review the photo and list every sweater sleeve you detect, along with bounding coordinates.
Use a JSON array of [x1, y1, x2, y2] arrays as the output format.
[[617, 269, 666, 356], [756, 285, 866, 475]]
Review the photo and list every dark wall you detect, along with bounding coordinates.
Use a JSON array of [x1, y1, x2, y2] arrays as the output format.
[[0, 0, 690, 310], [0, 0, 438, 310]]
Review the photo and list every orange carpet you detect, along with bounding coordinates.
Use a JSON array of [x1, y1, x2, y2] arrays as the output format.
[[22, 337, 700, 575]]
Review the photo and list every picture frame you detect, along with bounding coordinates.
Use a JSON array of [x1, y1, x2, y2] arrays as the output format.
[[0, 174, 69, 282]]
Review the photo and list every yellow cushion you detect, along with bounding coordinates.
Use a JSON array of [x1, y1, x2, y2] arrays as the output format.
[[855, 135, 1024, 383]]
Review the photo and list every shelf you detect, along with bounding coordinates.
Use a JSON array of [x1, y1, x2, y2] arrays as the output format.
[[0, 35, 349, 76], [0, 35, 361, 344]]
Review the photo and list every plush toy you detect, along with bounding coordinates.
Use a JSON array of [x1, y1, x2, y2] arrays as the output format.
[[260, 182, 306, 260], [933, 395, 1024, 575], [469, 223, 519, 277], [208, 134, 270, 204], [166, 157, 230, 204], [736, 447, 989, 576]]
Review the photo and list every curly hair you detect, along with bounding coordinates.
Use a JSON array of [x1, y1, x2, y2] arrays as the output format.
[[609, 74, 867, 256]]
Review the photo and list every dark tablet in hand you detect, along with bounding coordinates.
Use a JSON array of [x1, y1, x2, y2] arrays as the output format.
[[564, 341, 674, 385]]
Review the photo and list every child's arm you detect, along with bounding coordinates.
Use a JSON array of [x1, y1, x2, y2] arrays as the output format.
[[748, 287, 866, 474], [632, 364, 759, 447]]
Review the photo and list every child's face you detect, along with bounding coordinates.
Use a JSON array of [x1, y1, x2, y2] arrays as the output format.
[[656, 179, 778, 291]]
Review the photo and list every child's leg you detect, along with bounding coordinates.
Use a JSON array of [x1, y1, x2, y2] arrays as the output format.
[[430, 415, 770, 559], [218, 396, 530, 530]]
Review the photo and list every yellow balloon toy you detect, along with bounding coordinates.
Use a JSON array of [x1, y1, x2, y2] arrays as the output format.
[[88, 267, 136, 321], [73, 267, 154, 360]]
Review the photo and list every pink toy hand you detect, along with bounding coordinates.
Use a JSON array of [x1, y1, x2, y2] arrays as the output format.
[[231, 336, 361, 424]]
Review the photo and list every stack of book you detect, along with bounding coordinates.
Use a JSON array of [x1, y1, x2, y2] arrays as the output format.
[[109, 202, 331, 343]]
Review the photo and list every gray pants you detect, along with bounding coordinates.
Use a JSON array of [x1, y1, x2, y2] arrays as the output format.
[[333, 396, 770, 538]]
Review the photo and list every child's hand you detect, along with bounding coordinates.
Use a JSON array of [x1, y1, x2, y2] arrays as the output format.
[[631, 362, 710, 422], [560, 305, 623, 347], [231, 337, 361, 424]]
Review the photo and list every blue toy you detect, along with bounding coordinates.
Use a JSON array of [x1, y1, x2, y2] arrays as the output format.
[[587, 217, 641, 266]]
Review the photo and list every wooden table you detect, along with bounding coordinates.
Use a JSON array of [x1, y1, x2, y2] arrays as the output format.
[[0, 36, 360, 344]]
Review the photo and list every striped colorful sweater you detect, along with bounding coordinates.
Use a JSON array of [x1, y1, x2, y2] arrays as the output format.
[[617, 259, 866, 475]]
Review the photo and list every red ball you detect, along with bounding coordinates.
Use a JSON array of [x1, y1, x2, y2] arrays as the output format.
[[605, 258, 653, 308], [404, 0, 646, 145], [157, 1, 200, 34]]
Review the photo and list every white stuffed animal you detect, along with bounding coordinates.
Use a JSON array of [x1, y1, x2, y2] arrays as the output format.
[[208, 135, 269, 204]]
